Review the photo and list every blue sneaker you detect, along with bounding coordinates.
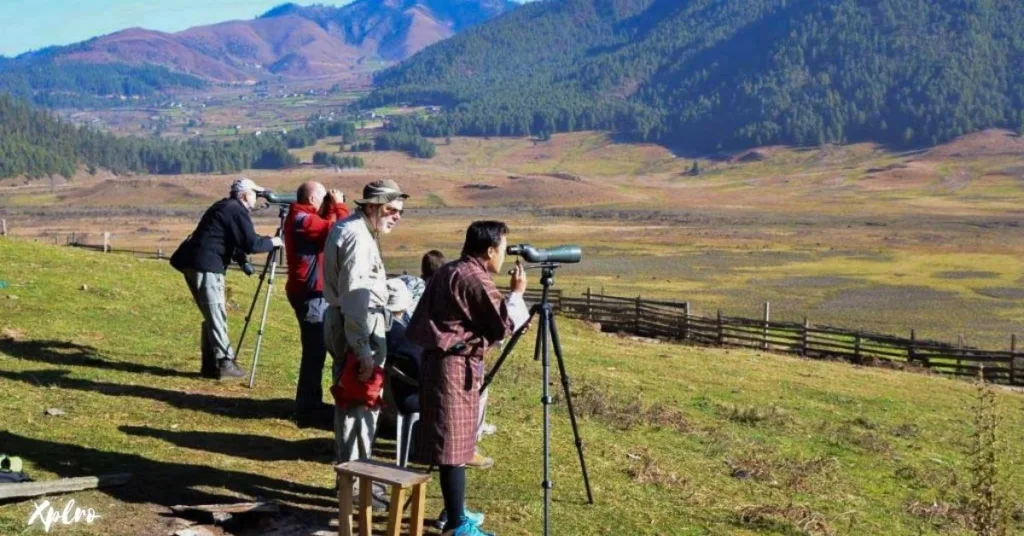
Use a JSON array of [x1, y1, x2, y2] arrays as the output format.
[[448, 517, 494, 536], [436, 509, 486, 531]]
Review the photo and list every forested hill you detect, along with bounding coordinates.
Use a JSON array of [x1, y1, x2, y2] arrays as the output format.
[[0, 60, 207, 109], [0, 95, 298, 178], [365, 0, 1024, 151]]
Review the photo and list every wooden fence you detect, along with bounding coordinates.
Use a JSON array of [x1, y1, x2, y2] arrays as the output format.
[[557, 289, 1024, 386]]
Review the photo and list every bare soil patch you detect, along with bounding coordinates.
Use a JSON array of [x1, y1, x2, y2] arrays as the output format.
[[923, 129, 1024, 159]]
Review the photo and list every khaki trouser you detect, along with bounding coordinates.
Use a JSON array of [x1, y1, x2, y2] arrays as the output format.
[[324, 306, 386, 464], [182, 269, 233, 365]]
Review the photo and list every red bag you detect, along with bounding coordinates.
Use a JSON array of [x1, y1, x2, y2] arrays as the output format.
[[329, 350, 385, 409]]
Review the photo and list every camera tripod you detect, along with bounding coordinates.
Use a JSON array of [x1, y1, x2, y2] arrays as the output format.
[[236, 203, 288, 388], [481, 262, 594, 536]]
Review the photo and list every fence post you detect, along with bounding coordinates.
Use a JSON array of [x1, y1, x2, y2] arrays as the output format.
[[717, 310, 724, 346], [1011, 334, 1018, 385], [854, 332, 862, 363], [635, 296, 641, 335], [682, 302, 690, 341], [908, 329, 916, 364], [0, 218, 7, 236], [956, 333, 964, 371], [801, 317, 809, 356], [157, 248, 164, 260], [103, 232, 110, 253], [585, 287, 592, 322], [762, 302, 770, 351]]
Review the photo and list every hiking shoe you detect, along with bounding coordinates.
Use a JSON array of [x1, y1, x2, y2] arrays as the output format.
[[465, 451, 494, 469], [436, 509, 485, 531], [441, 516, 495, 536], [217, 359, 246, 379], [479, 422, 497, 436], [345, 480, 390, 512]]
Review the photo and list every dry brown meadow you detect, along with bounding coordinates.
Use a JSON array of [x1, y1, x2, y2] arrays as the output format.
[[4, 129, 1024, 346]]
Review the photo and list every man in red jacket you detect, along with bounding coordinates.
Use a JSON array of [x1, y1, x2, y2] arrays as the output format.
[[284, 180, 350, 427]]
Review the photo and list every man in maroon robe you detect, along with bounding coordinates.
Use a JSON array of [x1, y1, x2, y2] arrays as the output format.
[[406, 221, 528, 536]]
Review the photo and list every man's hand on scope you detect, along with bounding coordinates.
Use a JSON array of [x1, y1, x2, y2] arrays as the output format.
[[509, 259, 527, 294], [270, 236, 283, 248]]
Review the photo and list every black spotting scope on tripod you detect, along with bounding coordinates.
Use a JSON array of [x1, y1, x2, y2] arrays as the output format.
[[236, 190, 293, 388], [482, 243, 593, 536]]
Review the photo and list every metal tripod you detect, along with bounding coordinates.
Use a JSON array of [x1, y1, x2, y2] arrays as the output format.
[[481, 262, 594, 536], [236, 203, 287, 388]]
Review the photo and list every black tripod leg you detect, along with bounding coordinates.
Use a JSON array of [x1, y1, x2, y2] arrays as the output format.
[[538, 305, 552, 536], [235, 250, 273, 359], [549, 313, 595, 505], [481, 305, 537, 393]]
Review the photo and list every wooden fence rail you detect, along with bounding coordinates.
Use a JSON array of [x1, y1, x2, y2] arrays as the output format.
[[559, 288, 1023, 386]]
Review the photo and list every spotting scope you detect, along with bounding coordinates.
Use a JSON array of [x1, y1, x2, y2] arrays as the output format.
[[506, 244, 582, 264], [257, 190, 297, 204]]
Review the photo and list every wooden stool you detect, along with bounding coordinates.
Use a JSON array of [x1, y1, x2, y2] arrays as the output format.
[[335, 459, 431, 536]]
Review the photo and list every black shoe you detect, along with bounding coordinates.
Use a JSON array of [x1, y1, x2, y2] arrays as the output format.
[[217, 359, 246, 379]]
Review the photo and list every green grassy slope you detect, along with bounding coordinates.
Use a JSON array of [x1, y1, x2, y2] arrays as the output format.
[[0, 238, 1022, 535]]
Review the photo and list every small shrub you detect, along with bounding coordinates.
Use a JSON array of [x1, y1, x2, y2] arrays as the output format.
[[966, 378, 1009, 536], [904, 499, 971, 529], [716, 402, 789, 427], [569, 380, 689, 432], [737, 503, 835, 536], [626, 448, 687, 488]]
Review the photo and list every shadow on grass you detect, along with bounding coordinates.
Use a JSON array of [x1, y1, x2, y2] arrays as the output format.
[[0, 369, 294, 420], [120, 426, 335, 463], [0, 337, 194, 378], [0, 431, 336, 512]]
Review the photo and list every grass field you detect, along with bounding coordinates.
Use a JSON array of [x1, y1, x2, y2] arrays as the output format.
[[1, 238, 1023, 536]]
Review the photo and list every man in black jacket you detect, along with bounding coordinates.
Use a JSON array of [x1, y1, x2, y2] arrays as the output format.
[[171, 178, 282, 379]]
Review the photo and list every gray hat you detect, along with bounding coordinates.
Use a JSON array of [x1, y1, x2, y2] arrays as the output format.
[[354, 179, 409, 205], [230, 177, 265, 196]]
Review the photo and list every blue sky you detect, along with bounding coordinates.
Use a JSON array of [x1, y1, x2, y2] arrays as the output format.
[[0, 0, 336, 57]]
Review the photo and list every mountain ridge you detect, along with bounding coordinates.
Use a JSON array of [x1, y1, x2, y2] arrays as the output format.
[[366, 0, 1024, 152], [7, 0, 519, 82]]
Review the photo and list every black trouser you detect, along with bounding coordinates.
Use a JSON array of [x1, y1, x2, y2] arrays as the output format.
[[440, 465, 466, 530], [289, 293, 329, 414]]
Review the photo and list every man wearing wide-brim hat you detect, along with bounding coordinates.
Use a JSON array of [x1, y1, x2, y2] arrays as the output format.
[[323, 179, 408, 507]]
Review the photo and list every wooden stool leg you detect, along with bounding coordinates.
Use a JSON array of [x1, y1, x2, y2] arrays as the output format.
[[409, 483, 427, 536], [385, 486, 406, 536], [338, 474, 354, 536], [358, 477, 373, 536]]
